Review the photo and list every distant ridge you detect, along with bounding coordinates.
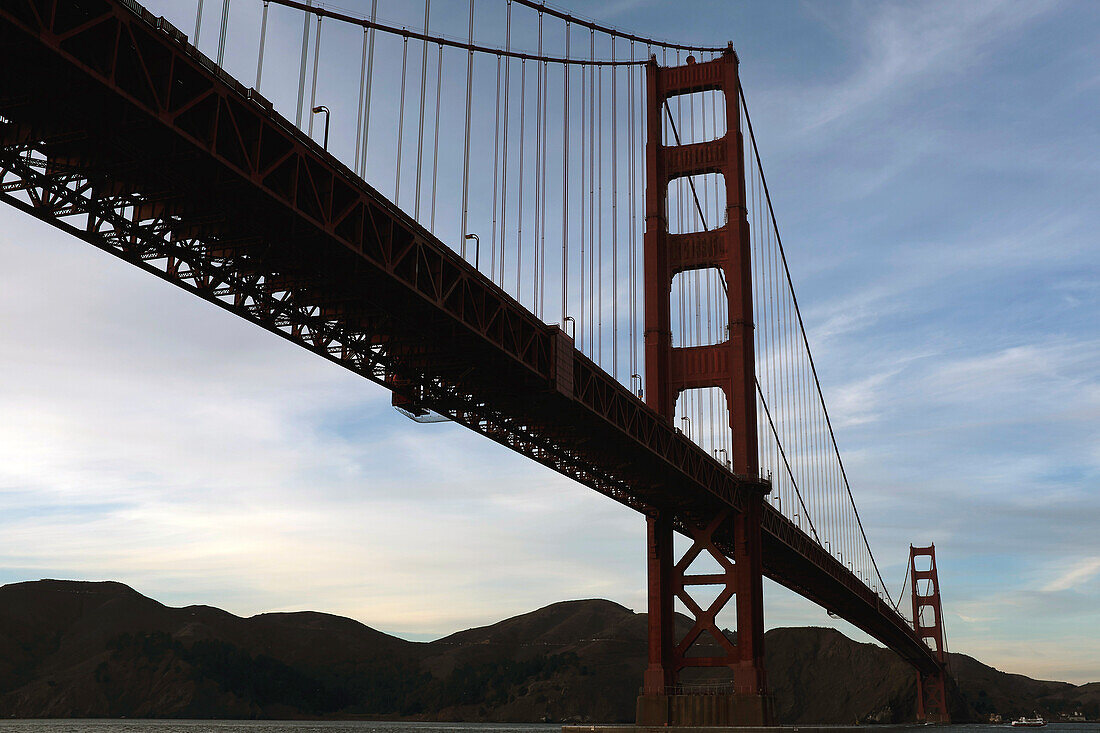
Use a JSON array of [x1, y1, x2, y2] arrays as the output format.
[[1, 580, 1096, 723]]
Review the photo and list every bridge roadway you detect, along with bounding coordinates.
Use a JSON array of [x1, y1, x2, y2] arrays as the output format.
[[0, 0, 937, 676]]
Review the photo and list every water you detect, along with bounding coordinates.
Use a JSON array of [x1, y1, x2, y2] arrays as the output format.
[[0, 723, 559, 733], [0, 722, 1096, 733]]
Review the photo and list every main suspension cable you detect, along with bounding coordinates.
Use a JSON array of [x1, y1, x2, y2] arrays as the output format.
[[267, 0, 652, 66], [510, 0, 727, 53], [739, 83, 895, 607]]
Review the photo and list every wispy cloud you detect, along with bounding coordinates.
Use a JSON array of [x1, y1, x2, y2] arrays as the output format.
[[790, 0, 1061, 133], [1043, 557, 1100, 593]]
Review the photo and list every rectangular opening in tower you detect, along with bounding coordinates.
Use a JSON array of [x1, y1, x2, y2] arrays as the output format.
[[666, 172, 726, 234], [661, 89, 727, 147], [675, 386, 732, 463], [917, 604, 938, 628], [671, 267, 728, 348]]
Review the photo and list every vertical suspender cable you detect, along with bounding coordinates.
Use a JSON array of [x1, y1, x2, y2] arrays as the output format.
[[358, 0, 379, 178], [194, 0, 204, 46], [723, 90, 732, 466], [518, 57, 527, 300], [766, 139, 787, 522], [597, 49, 603, 364], [748, 99, 762, 472], [353, 25, 368, 172], [539, 32, 548, 318], [307, 17, 322, 136], [216, 0, 230, 67], [499, 0, 512, 288], [627, 41, 636, 387], [589, 30, 595, 353], [395, 36, 409, 203], [529, 23, 538, 306], [459, 0, 475, 257], [689, 88, 700, 439], [429, 43, 443, 234], [490, 51, 502, 281], [611, 37, 618, 382], [414, 0, 431, 221], [255, 1, 269, 88], [579, 58, 587, 353], [561, 23, 570, 326], [639, 51, 647, 388], [672, 50, 683, 414], [702, 89, 713, 450], [295, 2, 311, 128]]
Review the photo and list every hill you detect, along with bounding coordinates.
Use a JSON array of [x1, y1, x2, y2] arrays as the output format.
[[1, 580, 1095, 723]]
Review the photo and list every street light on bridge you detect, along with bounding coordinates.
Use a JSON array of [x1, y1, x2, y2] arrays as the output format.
[[311, 105, 330, 150], [464, 233, 480, 269]]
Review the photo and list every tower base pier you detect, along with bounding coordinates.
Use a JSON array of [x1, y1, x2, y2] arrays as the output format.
[[636, 693, 774, 727]]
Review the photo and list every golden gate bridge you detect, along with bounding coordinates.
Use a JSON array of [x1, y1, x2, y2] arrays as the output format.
[[0, 0, 950, 724]]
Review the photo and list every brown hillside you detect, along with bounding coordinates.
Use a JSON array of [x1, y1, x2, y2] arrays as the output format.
[[1, 579, 1096, 723]]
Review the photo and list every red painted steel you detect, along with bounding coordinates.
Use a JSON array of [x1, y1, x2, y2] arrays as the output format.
[[0, 1, 948, 719], [910, 544, 950, 723], [640, 49, 769, 715]]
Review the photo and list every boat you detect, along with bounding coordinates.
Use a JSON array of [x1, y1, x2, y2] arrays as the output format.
[[1010, 716, 1046, 727]]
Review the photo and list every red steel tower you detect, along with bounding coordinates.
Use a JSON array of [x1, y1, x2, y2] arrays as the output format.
[[637, 48, 773, 726], [909, 544, 950, 723]]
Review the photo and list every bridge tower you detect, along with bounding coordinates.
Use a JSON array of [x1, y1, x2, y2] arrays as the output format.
[[636, 48, 773, 726], [909, 544, 951, 723]]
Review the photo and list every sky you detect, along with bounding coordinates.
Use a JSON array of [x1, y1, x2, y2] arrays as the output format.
[[1, 0, 1099, 685]]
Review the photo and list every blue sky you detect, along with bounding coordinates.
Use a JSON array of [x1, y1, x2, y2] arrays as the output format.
[[1, 0, 1098, 685]]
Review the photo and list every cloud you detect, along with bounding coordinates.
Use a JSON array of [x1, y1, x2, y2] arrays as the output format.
[[1043, 557, 1100, 593], [789, 0, 1060, 133]]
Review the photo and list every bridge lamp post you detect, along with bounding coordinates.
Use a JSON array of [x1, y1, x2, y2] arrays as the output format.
[[713, 447, 728, 469], [464, 233, 480, 269], [680, 415, 692, 440], [630, 373, 642, 398], [563, 315, 576, 340], [311, 105, 330, 150]]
